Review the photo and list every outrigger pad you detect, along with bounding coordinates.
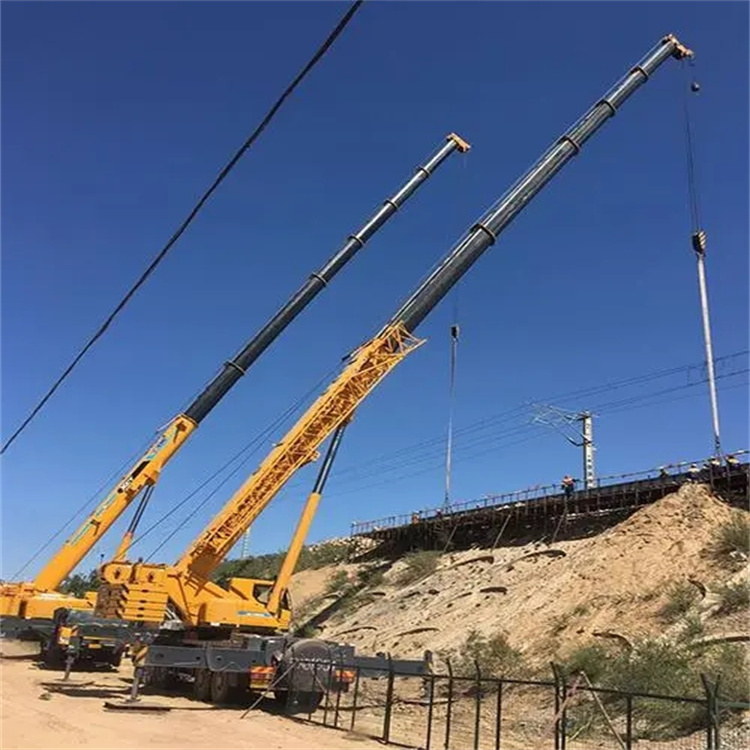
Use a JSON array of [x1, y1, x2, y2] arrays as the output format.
[[103, 701, 171, 713]]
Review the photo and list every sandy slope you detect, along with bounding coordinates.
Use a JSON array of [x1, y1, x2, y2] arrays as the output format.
[[305, 485, 749, 664]]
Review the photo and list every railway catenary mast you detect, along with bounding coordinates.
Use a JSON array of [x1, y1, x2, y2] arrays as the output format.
[[0, 134, 469, 626], [97, 35, 693, 635]]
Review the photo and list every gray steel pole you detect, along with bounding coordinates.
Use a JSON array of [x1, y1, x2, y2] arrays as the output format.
[[692, 231, 722, 455]]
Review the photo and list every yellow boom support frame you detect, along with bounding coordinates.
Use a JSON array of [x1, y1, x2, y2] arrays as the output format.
[[97, 323, 422, 628]]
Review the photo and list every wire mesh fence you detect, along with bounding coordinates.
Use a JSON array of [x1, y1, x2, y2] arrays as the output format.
[[283, 658, 749, 750]]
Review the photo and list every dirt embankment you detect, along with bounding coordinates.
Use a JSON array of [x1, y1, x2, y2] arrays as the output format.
[[293, 484, 749, 664]]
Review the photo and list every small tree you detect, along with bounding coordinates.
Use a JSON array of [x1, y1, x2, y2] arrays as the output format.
[[59, 569, 100, 598], [448, 630, 523, 681]]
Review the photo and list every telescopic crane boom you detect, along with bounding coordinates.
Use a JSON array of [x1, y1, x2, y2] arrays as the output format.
[[0, 134, 469, 624], [98, 35, 692, 632]]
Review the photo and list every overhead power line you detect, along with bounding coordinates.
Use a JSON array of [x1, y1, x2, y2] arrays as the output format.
[[1, 0, 365, 455]]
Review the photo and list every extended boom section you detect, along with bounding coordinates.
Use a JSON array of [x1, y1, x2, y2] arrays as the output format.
[[0, 134, 468, 625], [96, 35, 692, 636]]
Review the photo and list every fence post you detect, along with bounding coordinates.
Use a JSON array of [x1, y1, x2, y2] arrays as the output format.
[[495, 679, 503, 750], [425, 673, 436, 750], [551, 662, 563, 750], [625, 693, 633, 750], [309, 662, 318, 721], [383, 654, 395, 744], [285, 659, 297, 714], [322, 662, 334, 726], [333, 662, 343, 729], [473, 659, 482, 750], [349, 666, 361, 733], [444, 658, 454, 750], [700, 673, 722, 750]]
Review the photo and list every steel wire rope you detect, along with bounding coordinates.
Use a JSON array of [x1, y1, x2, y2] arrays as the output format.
[[589, 368, 749, 413], [9, 434, 157, 579], [315, 351, 748, 484], [1, 0, 365, 455], [336, 377, 748, 510], [126, 364, 339, 557], [125, 350, 749, 544], [319, 371, 749, 498], [248, 352, 748, 500]]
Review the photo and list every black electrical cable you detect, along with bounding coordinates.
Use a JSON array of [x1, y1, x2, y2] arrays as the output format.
[[1, 0, 365, 456]]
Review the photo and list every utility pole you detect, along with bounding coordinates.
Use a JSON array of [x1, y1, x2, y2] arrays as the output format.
[[533, 404, 596, 489], [579, 411, 595, 490]]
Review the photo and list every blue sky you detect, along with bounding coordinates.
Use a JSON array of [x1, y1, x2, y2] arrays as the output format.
[[1, 1, 748, 579]]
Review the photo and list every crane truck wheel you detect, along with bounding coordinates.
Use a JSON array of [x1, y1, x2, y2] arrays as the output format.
[[193, 669, 212, 702], [210, 669, 236, 705], [275, 638, 331, 715]]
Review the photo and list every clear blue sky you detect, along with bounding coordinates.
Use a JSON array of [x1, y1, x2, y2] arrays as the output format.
[[1, 1, 748, 579]]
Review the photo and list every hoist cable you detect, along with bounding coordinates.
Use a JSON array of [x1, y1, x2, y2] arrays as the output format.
[[681, 60, 702, 232], [0, 0, 365, 455], [443, 304, 460, 507]]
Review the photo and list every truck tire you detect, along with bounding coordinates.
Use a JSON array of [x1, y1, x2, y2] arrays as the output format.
[[193, 669, 212, 702], [210, 670, 234, 705], [41, 641, 64, 669], [277, 639, 331, 715]]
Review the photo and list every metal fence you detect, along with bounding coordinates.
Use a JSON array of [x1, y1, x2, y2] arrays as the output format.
[[281, 659, 750, 750]]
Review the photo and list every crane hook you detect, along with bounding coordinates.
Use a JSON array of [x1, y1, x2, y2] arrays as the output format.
[[690, 81, 701, 94]]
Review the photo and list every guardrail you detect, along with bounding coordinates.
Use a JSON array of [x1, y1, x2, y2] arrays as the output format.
[[350, 450, 748, 536]]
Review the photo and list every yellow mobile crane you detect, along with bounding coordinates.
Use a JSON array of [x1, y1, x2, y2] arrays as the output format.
[[95, 35, 692, 707], [0, 135, 468, 638]]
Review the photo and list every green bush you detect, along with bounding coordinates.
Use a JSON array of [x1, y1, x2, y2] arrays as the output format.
[[608, 639, 696, 696], [448, 630, 523, 681], [563, 643, 611, 685], [357, 566, 385, 588], [396, 551, 441, 586], [659, 581, 699, 623], [714, 580, 750, 615], [712, 511, 750, 560], [681, 614, 705, 640], [324, 569, 349, 594], [558, 635, 750, 741]]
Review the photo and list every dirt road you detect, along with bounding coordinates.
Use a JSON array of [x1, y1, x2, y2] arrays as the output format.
[[0, 643, 379, 750]]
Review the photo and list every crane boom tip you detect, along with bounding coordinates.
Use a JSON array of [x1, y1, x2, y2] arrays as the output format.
[[664, 34, 694, 59], [447, 133, 471, 153]]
